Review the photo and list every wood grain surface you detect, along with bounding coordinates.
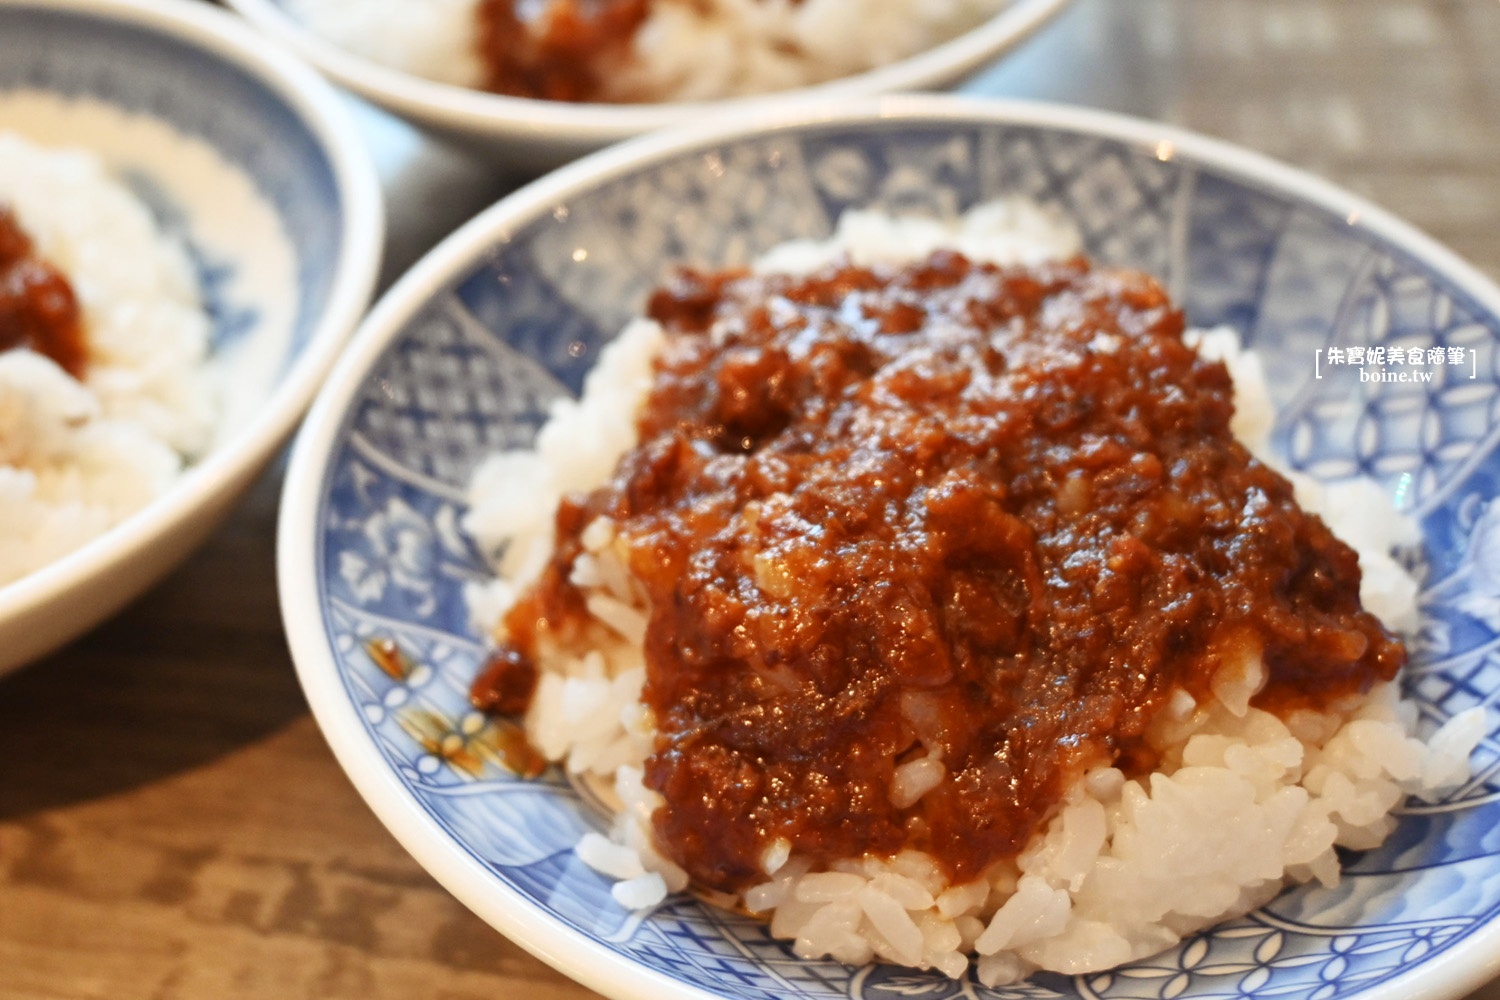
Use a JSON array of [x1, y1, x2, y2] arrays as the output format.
[[3, 1, 1499, 997]]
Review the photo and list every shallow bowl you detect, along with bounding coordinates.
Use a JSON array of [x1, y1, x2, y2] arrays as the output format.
[[221, 0, 1070, 169], [279, 97, 1500, 1000], [0, 0, 382, 673]]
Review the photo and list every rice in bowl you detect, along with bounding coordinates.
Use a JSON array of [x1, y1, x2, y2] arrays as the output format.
[[460, 203, 1484, 984], [0, 132, 214, 589], [283, 0, 1012, 102]]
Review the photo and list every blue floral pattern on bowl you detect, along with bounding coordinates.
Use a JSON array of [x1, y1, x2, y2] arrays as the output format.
[[308, 114, 1500, 1000]]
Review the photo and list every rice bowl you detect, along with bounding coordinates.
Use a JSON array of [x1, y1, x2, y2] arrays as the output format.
[[278, 99, 1500, 1000], [459, 203, 1484, 983], [284, 0, 1012, 103], [0, 0, 381, 673], [222, 0, 1070, 164]]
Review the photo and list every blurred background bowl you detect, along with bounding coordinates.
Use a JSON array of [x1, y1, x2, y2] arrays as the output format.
[[221, 0, 1072, 169], [0, 0, 383, 674], [278, 96, 1500, 1000]]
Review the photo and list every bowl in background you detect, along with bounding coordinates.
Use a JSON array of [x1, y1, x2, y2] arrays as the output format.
[[279, 97, 1500, 1000], [0, 0, 383, 674], [221, 0, 1071, 168]]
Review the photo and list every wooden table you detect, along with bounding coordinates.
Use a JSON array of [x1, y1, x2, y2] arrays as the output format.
[[4, 1, 1499, 996]]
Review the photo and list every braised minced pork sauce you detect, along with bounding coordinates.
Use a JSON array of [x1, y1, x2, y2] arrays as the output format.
[[472, 252, 1402, 892], [476, 0, 649, 101], [0, 206, 85, 378]]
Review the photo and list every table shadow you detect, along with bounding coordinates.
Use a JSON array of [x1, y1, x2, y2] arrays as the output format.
[[0, 473, 308, 821]]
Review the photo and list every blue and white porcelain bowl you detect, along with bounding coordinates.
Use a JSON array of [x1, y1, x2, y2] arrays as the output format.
[[278, 97, 1500, 1000], [0, 0, 382, 673]]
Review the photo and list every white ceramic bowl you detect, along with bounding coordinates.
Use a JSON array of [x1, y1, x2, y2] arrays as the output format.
[[280, 97, 1500, 1000], [222, 0, 1070, 168], [0, 0, 383, 674]]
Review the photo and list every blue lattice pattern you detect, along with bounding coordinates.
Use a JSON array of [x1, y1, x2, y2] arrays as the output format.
[[1081, 920, 1470, 1000], [349, 297, 568, 489], [1282, 255, 1500, 501], [312, 118, 1500, 1000], [579, 136, 832, 279], [975, 129, 1185, 279]]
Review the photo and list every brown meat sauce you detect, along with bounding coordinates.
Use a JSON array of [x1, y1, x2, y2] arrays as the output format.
[[472, 0, 815, 102], [475, 0, 649, 102], [474, 252, 1403, 892], [0, 206, 85, 378]]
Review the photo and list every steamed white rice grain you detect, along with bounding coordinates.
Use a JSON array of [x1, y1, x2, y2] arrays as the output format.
[[285, 0, 1010, 102], [284, 0, 486, 89], [0, 132, 214, 588], [464, 201, 1485, 982]]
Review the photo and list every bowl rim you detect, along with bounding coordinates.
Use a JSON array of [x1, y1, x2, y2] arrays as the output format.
[[0, 0, 384, 639], [278, 94, 1500, 1000], [221, 0, 1071, 144]]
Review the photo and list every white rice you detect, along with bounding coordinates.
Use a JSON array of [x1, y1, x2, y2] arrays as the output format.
[[285, 0, 1010, 101], [285, 0, 485, 89], [0, 133, 214, 588], [462, 202, 1485, 983]]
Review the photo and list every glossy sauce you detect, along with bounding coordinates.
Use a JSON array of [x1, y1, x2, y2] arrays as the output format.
[[476, 252, 1402, 892], [0, 207, 85, 378], [475, 0, 649, 101]]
